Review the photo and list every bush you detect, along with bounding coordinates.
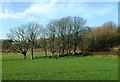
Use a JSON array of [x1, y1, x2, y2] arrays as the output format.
[[83, 22, 119, 51]]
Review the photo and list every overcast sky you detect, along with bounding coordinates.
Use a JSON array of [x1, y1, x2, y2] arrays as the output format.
[[0, 1, 118, 39]]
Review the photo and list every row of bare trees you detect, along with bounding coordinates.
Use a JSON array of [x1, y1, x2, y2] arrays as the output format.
[[7, 16, 90, 59], [39, 16, 90, 57], [6, 16, 120, 59]]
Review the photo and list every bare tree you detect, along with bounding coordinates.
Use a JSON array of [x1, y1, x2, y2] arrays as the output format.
[[65, 17, 74, 55], [27, 23, 41, 59], [57, 18, 67, 55], [55, 22, 61, 57], [72, 17, 86, 54], [7, 23, 41, 59], [7, 26, 29, 59], [46, 16, 86, 56], [40, 27, 48, 57], [47, 20, 57, 58]]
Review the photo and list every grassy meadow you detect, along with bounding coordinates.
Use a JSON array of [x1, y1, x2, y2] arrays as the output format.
[[2, 53, 118, 80]]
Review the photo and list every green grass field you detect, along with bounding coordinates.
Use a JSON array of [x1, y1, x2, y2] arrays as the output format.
[[2, 53, 118, 80]]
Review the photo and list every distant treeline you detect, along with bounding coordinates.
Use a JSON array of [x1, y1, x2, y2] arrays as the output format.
[[1, 16, 120, 59]]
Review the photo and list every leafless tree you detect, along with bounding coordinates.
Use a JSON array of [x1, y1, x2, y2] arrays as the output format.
[[40, 27, 48, 57], [47, 20, 57, 58], [72, 17, 86, 54], [27, 23, 41, 59], [57, 18, 67, 55], [7, 26, 29, 59], [7, 23, 41, 59]]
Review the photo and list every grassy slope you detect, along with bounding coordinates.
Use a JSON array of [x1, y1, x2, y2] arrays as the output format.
[[2, 53, 118, 80]]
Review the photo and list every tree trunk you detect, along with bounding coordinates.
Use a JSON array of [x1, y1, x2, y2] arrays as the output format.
[[51, 52, 54, 58], [23, 54, 26, 60], [52, 34, 55, 58], [58, 39, 61, 58], [58, 46, 61, 58], [62, 47, 64, 55], [58, 53, 60, 58], [22, 51, 27, 60], [52, 49, 54, 58], [44, 48, 47, 57], [73, 43, 77, 55], [67, 35, 70, 55], [68, 45, 71, 55], [73, 32, 78, 55], [68, 40, 71, 55], [66, 43, 69, 55], [31, 48, 34, 59], [61, 34, 64, 55], [44, 39, 47, 57], [50, 45, 54, 58]]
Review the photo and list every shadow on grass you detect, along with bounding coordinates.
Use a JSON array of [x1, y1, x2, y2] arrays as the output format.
[[44, 52, 93, 59], [2, 52, 93, 61]]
